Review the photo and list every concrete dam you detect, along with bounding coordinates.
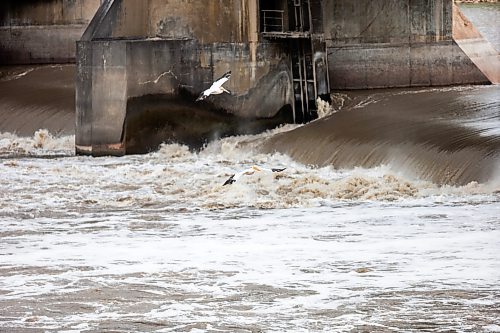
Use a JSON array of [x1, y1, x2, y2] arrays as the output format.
[[2, 3, 500, 331], [1, 0, 497, 156]]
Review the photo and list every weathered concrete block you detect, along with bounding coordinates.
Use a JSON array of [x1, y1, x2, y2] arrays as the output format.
[[91, 41, 127, 146], [75, 0, 493, 155], [329, 44, 411, 89], [75, 36, 294, 155], [0, 0, 100, 64], [329, 40, 488, 89], [451, 40, 493, 84], [76, 41, 93, 150], [327, 45, 368, 89], [76, 40, 128, 155], [365, 45, 411, 88], [326, 0, 489, 89], [0, 25, 87, 64], [409, 43, 432, 86]]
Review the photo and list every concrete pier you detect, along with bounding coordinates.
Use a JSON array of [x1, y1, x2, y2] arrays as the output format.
[[73, 0, 495, 156], [324, 0, 488, 89], [2, 0, 494, 156], [0, 0, 100, 64], [452, 4, 500, 84], [76, 0, 298, 155]]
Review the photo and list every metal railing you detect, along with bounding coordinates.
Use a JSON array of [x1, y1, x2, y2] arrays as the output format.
[[262, 10, 284, 33]]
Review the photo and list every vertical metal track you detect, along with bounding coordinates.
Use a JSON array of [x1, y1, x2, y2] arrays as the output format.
[[296, 40, 305, 120], [307, 0, 318, 101], [301, 41, 309, 117], [273, 0, 328, 123]]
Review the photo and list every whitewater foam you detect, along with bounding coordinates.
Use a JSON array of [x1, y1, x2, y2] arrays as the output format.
[[1, 129, 498, 214], [1, 128, 499, 332], [0, 129, 74, 157]]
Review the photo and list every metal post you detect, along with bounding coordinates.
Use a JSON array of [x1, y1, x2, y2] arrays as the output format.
[[297, 40, 305, 120], [307, 0, 318, 102], [301, 41, 309, 117]]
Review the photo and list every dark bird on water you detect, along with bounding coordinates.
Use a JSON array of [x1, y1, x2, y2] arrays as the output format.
[[223, 165, 286, 185]]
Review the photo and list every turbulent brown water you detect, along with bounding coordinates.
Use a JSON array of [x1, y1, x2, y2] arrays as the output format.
[[262, 86, 500, 185], [1, 14, 500, 330], [1, 68, 500, 333], [1, 65, 499, 186]]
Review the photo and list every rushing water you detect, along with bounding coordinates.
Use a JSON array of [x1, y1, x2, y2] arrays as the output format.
[[1, 112, 499, 332], [264, 85, 500, 186], [1, 4, 500, 330]]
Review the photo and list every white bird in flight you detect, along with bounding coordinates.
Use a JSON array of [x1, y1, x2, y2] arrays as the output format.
[[223, 165, 286, 186], [196, 71, 232, 101]]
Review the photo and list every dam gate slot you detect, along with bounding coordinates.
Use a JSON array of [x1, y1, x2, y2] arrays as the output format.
[[290, 39, 315, 122], [260, 0, 328, 123]]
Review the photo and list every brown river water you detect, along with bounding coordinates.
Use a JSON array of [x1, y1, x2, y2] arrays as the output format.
[[0, 5, 499, 331]]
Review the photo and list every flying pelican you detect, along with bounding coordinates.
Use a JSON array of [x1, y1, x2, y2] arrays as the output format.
[[223, 165, 286, 186], [196, 71, 232, 101]]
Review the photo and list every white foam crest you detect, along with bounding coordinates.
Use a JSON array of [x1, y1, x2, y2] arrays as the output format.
[[331, 92, 350, 109], [0, 67, 35, 82], [485, 325, 500, 333], [201, 135, 257, 162], [192, 160, 499, 210], [0, 130, 497, 215], [153, 142, 194, 161], [391, 84, 478, 96], [0, 129, 74, 156], [191, 165, 415, 210], [316, 97, 335, 119], [200, 124, 300, 161], [353, 95, 379, 108]]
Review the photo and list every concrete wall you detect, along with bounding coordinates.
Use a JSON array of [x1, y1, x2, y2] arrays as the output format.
[[76, 0, 294, 155], [84, 0, 148, 39], [0, 0, 100, 64], [80, 0, 286, 96], [323, 0, 451, 44], [76, 39, 293, 155], [149, 0, 248, 42], [84, 0, 251, 42], [452, 4, 500, 84], [75, 0, 492, 156], [323, 0, 488, 89]]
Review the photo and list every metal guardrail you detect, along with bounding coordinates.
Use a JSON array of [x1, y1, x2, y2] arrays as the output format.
[[262, 10, 284, 33]]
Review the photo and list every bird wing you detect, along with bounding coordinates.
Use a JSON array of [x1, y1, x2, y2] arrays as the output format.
[[256, 166, 286, 173], [204, 85, 218, 95], [222, 167, 255, 185], [222, 166, 285, 185], [223, 174, 236, 186], [196, 90, 209, 101], [197, 71, 231, 101], [212, 71, 231, 89]]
